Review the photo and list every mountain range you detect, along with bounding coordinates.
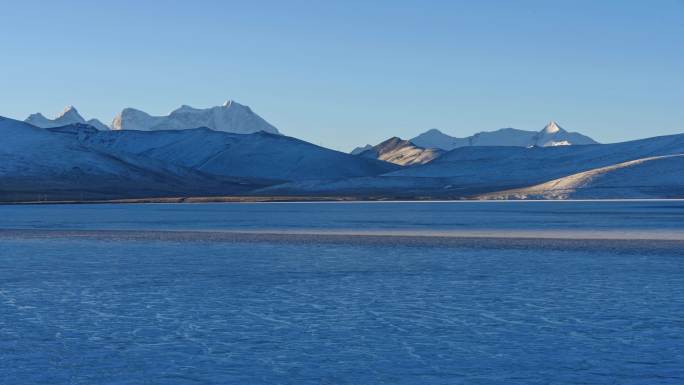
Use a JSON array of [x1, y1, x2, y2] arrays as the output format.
[[3, 100, 683, 201], [410, 121, 598, 150], [351, 121, 598, 165], [111, 100, 279, 134], [25, 101, 279, 135]]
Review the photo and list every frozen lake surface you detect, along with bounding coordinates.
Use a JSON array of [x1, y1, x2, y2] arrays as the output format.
[[1, 200, 684, 233], [1, 201, 683, 384]]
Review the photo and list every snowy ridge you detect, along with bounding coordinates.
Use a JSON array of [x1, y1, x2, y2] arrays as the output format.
[[81, 128, 398, 181], [111, 101, 280, 134]]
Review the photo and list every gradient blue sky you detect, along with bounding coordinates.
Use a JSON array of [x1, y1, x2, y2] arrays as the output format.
[[1, 0, 682, 151]]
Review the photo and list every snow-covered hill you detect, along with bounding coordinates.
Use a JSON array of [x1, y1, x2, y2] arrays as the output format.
[[81, 128, 398, 181], [25, 106, 109, 130], [111, 100, 280, 134], [410, 122, 597, 150], [0, 116, 260, 201], [478, 154, 684, 199], [356, 137, 443, 166]]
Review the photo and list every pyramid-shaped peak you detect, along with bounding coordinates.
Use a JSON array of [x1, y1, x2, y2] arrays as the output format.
[[543, 121, 563, 134], [223, 100, 233, 107], [58, 105, 81, 118]]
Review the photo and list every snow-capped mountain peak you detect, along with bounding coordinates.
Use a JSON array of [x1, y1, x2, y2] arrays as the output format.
[[543, 121, 562, 134], [532, 121, 597, 147]]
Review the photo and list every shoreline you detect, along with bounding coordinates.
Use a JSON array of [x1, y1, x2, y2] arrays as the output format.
[[2, 227, 683, 242], [2, 196, 684, 205]]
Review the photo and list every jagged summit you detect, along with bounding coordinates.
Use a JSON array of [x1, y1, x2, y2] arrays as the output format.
[[25, 106, 109, 130], [111, 100, 279, 134], [59, 105, 78, 116]]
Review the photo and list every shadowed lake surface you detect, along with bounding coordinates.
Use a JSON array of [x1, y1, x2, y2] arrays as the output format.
[[1, 201, 683, 384]]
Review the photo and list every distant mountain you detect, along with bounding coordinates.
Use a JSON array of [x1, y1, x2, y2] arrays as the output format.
[[410, 128, 471, 149], [411, 122, 597, 150], [25, 106, 109, 130], [478, 154, 684, 200], [355, 137, 443, 166], [351, 144, 373, 155], [111, 100, 280, 134]]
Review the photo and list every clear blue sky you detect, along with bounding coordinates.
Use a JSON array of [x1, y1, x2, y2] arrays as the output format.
[[1, 0, 682, 151]]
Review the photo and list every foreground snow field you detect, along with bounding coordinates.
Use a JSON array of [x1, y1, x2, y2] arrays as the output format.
[[0, 202, 682, 384]]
